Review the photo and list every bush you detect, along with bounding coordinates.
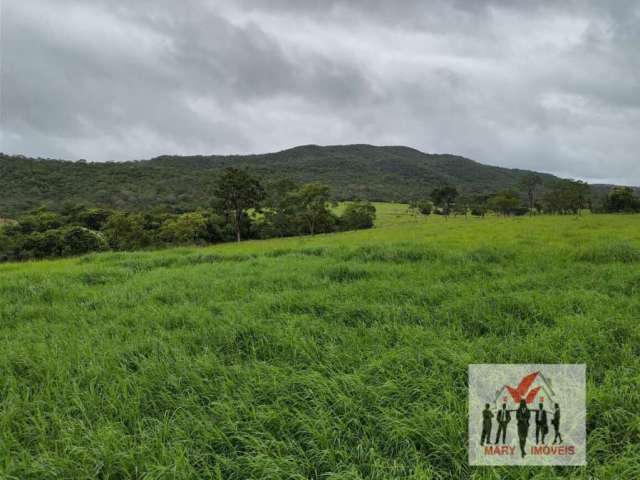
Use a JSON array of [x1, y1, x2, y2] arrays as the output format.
[[339, 201, 376, 231], [61, 226, 108, 256], [15, 210, 63, 234], [470, 207, 487, 217], [486, 191, 523, 215], [603, 187, 640, 213], [409, 200, 433, 216], [159, 212, 210, 245], [205, 214, 227, 243], [512, 206, 530, 216], [74, 207, 111, 230], [103, 213, 152, 251], [19, 226, 107, 259], [0, 230, 13, 262]]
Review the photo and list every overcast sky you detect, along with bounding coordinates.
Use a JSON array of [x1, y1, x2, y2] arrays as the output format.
[[2, 1, 639, 184]]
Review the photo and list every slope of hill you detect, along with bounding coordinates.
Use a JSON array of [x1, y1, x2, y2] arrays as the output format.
[[0, 144, 612, 216], [0, 214, 638, 477]]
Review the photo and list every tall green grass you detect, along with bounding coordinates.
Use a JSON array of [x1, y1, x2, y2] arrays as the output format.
[[1, 212, 639, 478]]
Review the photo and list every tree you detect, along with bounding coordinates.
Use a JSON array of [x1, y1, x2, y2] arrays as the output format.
[[74, 207, 111, 230], [431, 186, 459, 217], [408, 200, 433, 218], [16, 208, 63, 234], [469, 194, 489, 218], [0, 227, 15, 261], [214, 168, 265, 242], [159, 212, 209, 244], [204, 213, 228, 243], [409, 200, 433, 215], [289, 182, 334, 236], [260, 179, 301, 238], [453, 195, 473, 217], [605, 187, 639, 213], [486, 191, 523, 216], [103, 212, 152, 250], [19, 226, 106, 259], [520, 173, 543, 215], [542, 180, 591, 214], [265, 179, 299, 210], [339, 201, 376, 230], [60, 226, 108, 256], [567, 180, 591, 214]]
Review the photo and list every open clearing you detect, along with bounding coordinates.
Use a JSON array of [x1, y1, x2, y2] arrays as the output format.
[[1, 209, 639, 479]]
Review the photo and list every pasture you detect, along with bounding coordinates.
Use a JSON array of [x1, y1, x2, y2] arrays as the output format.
[[0, 210, 639, 479]]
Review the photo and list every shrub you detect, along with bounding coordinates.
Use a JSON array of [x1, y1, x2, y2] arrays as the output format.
[[61, 226, 108, 256], [409, 200, 433, 216], [0, 230, 13, 261], [339, 201, 376, 231], [19, 226, 107, 259], [103, 213, 152, 250], [159, 212, 210, 245]]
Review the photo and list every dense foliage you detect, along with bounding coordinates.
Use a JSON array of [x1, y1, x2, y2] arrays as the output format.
[[541, 179, 591, 214], [1, 145, 626, 217], [599, 186, 640, 213], [0, 172, 376, 262]]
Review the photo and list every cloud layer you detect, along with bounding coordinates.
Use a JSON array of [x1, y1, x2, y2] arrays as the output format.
[[2, 0, 639, 184]]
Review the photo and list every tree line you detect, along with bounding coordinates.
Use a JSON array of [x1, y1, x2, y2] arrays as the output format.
[[0, 168, 376, 262], [410, 175, 640, 217], [1, 168, 637, 263]]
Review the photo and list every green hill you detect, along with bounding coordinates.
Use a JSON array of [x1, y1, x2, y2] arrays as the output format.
[[0, 144, 617, 216]]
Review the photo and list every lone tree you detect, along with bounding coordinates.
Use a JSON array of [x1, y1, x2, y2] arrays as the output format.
[[340, 201, 376, 230], [520, 173, 543, 215], [431, 186, 459, 217], [289, 182, 332, 235], [214, 168, 265, 242]]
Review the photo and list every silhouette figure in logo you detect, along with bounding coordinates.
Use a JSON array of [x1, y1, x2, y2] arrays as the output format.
[[552, 403, 563, 444], [535, 403, 548, 444], [516, 399, 531, 457], [495, 403, 511, 444], [480, 403, 494, 446]]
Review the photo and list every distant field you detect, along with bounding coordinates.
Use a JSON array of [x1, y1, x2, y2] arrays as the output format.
[[334, 202, 417, 228], [1, 211, 639, 478]]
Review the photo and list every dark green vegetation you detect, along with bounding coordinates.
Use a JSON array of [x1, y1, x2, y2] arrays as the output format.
[[1, 213, 639, 478], [0, 172, 376, 262], [1, 145, 632, 216], [3, 151, 638, 263], [414, 177, 593, 217], [601, 187, 640, 213]]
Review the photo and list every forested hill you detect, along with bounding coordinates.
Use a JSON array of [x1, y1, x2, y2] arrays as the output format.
[[0, 144, 615, 216]]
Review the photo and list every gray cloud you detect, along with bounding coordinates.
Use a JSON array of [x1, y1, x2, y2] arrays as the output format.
[[1, 0, 639, 184]]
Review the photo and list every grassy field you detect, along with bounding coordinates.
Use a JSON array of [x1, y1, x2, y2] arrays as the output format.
[[1, 208, 639, 479]]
